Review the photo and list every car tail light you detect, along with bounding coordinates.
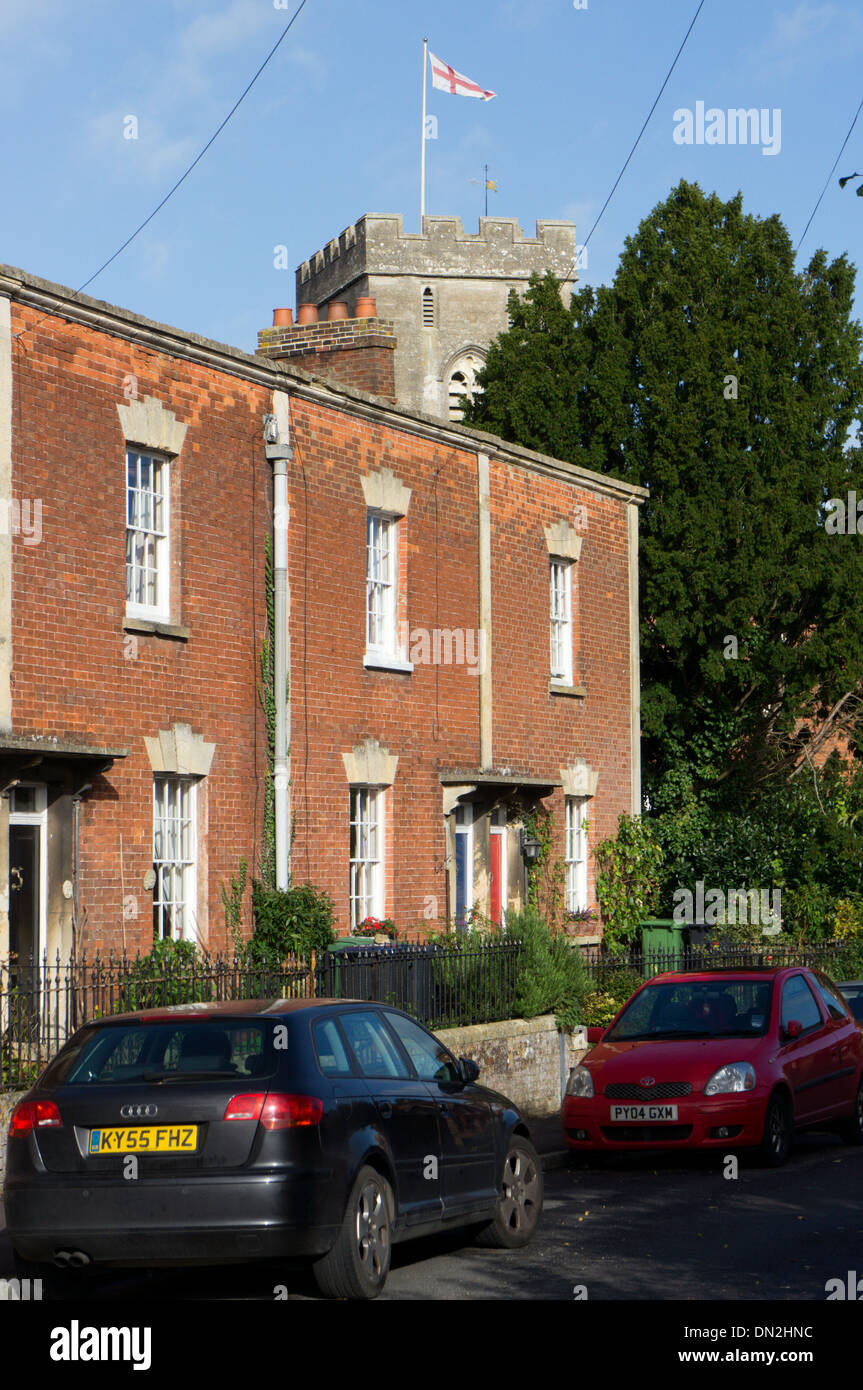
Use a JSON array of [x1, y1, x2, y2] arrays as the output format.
[[222, 1093, 323, 1128], [224, 1094, 266, 1122], [9, 1100, 62, 1137], [260, 1094, 323, 1130]]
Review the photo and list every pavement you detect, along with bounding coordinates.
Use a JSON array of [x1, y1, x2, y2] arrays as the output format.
[[525, 1109, 570, 1170]]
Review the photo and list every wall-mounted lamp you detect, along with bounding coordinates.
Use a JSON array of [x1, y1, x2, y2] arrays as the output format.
[[263, 414, 279, 444], [521, 830, 542, 862]]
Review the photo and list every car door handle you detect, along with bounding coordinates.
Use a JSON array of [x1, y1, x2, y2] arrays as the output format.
[[379, 1102, 393, 1119]]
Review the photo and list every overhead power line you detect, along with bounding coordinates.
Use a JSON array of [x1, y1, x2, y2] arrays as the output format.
[[796, 94, 863, 253], [561, 0, 706, 287], [14, 0, 312, 341]]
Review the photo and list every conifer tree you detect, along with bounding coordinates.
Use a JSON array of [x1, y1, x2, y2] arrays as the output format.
[[465, 181, 863, 809]]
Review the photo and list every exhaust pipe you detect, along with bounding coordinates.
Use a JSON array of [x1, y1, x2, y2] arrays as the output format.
[[54, 1249, 91, 1268]]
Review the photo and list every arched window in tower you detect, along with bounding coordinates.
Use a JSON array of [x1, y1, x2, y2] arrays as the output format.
[[422, 286, 435, 328], [447, 351, 484, 421]]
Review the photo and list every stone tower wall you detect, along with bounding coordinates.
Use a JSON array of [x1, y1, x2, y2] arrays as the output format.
[[295, 214, 578, 417]]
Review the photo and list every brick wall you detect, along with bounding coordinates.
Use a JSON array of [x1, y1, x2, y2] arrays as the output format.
[[9, 299, 272, 955], [2, 267, 641, 951], [257, 319, 396, 402]]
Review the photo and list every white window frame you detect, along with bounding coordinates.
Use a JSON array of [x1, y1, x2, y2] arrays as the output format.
[[350, 786, 384, 928], [365, 511, 410, 669], [8, 782, 48, 962], [126, 448, 170, 620], [550, 558, 573, 683], [153, 776, 197, 942], [454, 802, 474, 928], [565, 796, 589, 913], [490, 805, 507, 924]]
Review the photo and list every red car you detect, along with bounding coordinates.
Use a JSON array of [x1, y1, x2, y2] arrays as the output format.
[[563, 966, 863, 1165]]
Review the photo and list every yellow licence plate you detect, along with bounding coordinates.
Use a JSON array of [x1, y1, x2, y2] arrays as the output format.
[[88, 1125, 198, 1155]]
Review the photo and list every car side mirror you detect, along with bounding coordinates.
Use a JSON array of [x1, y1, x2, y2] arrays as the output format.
[[458, 1057, 480, 1084], [784, 1019, 803, 1040], [586, 1026, 605, 1044]]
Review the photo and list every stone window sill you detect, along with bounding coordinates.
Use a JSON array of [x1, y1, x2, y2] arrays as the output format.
[[549, 681, 586, 698], [123, 616, 190, 641], [364, 650, 414, 674]]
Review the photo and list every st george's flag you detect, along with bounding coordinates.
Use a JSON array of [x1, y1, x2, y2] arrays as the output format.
[[429, 51, 496, 101]]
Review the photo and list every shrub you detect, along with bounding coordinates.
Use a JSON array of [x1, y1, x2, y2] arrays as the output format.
[[582, 966, 644, 1029], [594, 814, 664, 951], [249, 881, 336, 961], [582, 990, 623, 1029], [507, 906, 588, 1031], [781, 882, 836, 942], [830, 898, 863, 977], [118, 937, 208, 1010]]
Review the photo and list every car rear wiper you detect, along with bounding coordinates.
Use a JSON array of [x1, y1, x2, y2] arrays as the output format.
[[142, 1069, 237, 1083]]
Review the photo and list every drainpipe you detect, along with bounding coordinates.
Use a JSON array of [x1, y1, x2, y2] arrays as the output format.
[[71, 782, 91, 986], [477, 452, 493, 771], [265, 393, 293, 891]]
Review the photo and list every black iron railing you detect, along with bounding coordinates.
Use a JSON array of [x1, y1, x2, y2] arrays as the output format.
[[0, 939, 523, 1089], [578, 940, 863, 991]]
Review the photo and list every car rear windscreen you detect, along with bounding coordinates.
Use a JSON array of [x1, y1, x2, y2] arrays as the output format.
[[41, 1019, 281, 1086]]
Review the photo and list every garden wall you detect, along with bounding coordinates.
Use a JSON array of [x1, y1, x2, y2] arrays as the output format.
[[0, 1090, 23, 1194], [437, 1014, 588, 1117]]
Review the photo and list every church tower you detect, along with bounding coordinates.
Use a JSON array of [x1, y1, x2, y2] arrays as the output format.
[[293, 214, 578, 420]]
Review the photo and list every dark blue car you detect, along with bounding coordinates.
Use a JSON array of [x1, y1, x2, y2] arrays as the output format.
[[5, 998, 543, 1299]]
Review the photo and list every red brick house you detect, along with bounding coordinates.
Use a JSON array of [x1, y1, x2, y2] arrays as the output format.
[[0, 261, 645, 963]]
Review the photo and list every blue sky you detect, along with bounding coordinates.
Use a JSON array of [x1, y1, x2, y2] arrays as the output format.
[[2, 0, 863, 354]]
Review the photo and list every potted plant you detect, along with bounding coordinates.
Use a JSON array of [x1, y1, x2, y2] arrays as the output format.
[[563, 907, 598, 936], [356, 917, 397, 944]]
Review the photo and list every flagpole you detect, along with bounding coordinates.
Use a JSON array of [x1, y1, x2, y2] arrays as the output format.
[[420, 37, 428, 226]]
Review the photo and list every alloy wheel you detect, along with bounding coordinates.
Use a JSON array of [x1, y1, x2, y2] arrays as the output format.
[[500, 1147, 542, 1236], [355, 1179, 390, 1285], [767, 1097, 789, 1160]]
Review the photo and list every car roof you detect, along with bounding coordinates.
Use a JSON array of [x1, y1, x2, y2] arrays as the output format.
[[81, 998, 381, 1026], [644, 966, 796, 984]]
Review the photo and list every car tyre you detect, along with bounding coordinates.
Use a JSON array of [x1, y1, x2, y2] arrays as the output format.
[[837, 1076, 863, 1145], [759, 1091, 792, 1167], [475, 1136, 543, 1249], [312, 1165, 394, 1300]]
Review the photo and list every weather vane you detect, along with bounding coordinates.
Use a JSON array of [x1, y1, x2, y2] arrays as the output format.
[[469, 164, 498, 216]]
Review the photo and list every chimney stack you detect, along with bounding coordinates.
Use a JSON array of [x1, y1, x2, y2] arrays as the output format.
[[257, 299, 397, 403]]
